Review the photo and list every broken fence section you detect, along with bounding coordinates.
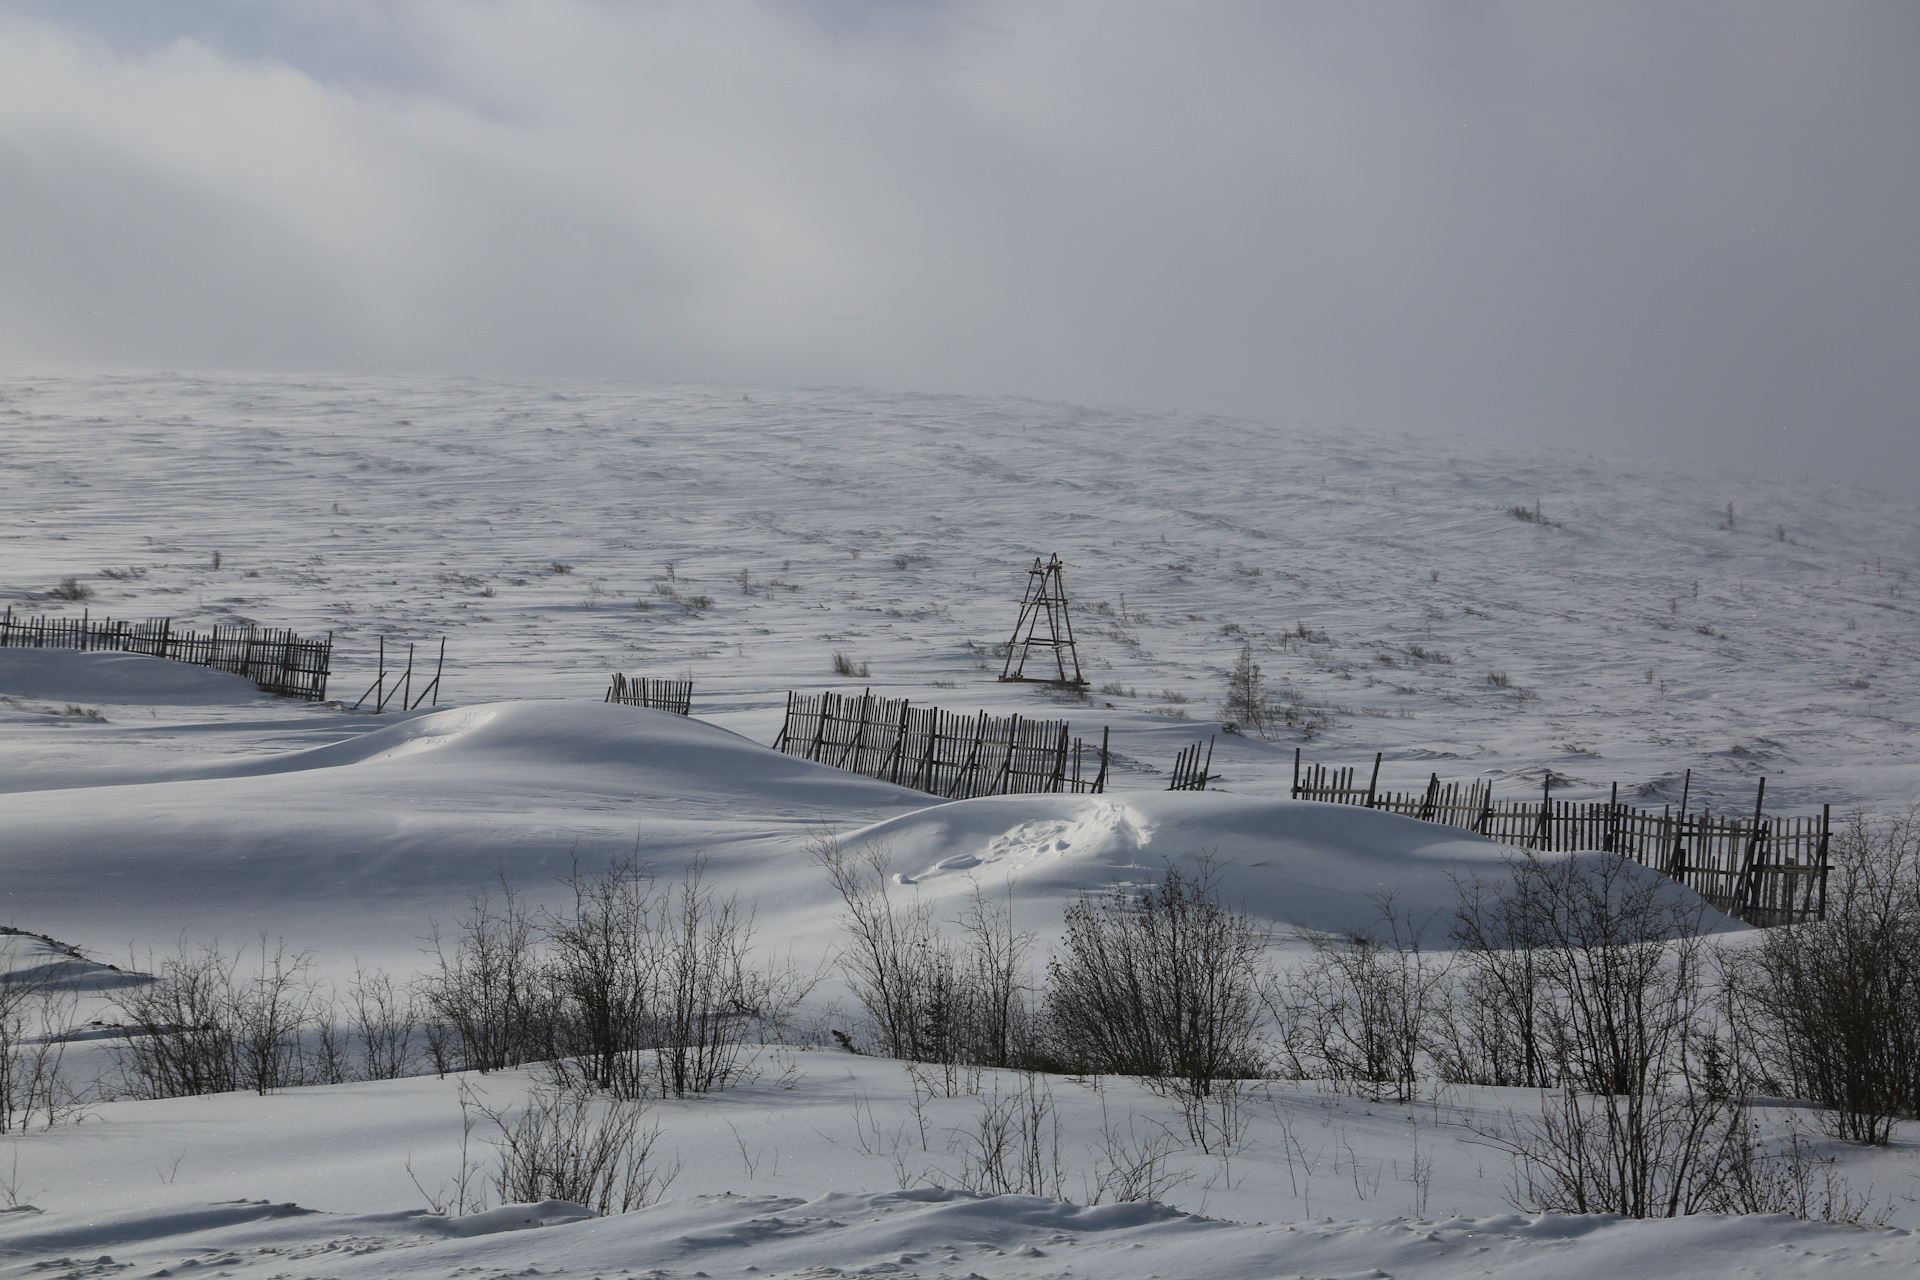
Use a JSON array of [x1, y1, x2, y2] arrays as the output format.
[[606, 674, 693, 715], [1168, 737, 1216, 791], [0, 607, 332, 701], [351, 635, 446, 713], [1292, 750, 1828, 926], [773, 689, 1107, 799]]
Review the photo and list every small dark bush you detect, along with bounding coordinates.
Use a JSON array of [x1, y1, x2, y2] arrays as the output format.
[[1045, 861, 1267, 1102]]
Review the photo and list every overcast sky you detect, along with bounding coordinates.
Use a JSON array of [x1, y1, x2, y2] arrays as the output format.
[[2, 1, 1915, 491]]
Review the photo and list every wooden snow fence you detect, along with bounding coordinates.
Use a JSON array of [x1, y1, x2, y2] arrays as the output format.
[[0, 607, 333, 701], [605, 674, 693, 715], [1291, 750, 1829, 926], [1168, 737, 1217, 791], [772, 689, 1108, 799]]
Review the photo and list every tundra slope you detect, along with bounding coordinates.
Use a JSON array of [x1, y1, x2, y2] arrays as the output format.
[[1, 370, 1914, 816]]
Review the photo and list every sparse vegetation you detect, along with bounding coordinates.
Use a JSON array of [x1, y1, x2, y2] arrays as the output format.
[[831, 650, 871, 678], [1, 934, 79, 1132], [1222, 643, 1269, 736], [47, 577, 93, 601], [1045, 861, 1266, 1130], [1508, 501, 1561, 527], [1733, 809, 1920, 1144]]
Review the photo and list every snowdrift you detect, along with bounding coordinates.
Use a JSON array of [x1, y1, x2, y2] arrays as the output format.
[[0, 690, 1738, 966], [837, 790, 1741, 945], [0, 699, 929, 966], [0, 648, 265, 706]]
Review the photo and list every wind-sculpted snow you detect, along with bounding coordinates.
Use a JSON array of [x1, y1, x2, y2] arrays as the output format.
[[846, 790, 1740, 945], [0, 686, 930, 967], [3, 1185, 1915, 1279], [0, 648, 266, 706], [0, 666, 1733, 962]]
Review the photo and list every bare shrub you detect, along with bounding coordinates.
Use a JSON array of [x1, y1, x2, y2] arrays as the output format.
[[648, 861, 797, 1097], [1438, 875, 1555, 1089], [47, 577, 93, 601], [1734, 808, 1920, 1144], [1708, 1118, 1892, 1224], [113, 941, 242, 1098], [476, 1082, 678, 1214], [816, 838, 1034, 1082], [1457, 851, 1734, 1218], [1272, 900, 1448, 1102], [541, 858, 661, 1099], [948, 1071, 1064, 1198], [952, 886, 1035, 1071], [1082, 1098, 1191, 1204], [113, 937, 330, 1098], [543, 856, 809, 1101], [230, 938, 318, 1095], [1483, 1080, 1746, 1218], [1044, 860, 1266, 1134], [0, 936, 78, 1132], [817, 837, 968, 1069], [831, 651, 870, 678], [349, 965, 418, 1081], [421, 883, 551, 1074]]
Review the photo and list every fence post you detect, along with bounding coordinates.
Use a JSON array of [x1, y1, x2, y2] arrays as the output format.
[[1815, 803, 1832, 922], [1365, 752, 1382, 808]]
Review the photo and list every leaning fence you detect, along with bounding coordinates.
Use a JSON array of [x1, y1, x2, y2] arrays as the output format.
[[0, 608, 333, 701], [1291, 751, 1828, 926], [772, 689, 1107, 799], [606, 674, 693, 715], [1168, 737, 1216, 791]]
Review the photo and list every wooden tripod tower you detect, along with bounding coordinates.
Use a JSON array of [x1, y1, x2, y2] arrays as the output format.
[[1000, 553, 1086, 686]]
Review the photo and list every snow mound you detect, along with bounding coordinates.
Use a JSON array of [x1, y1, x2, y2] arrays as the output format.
[[0, 648, 265, 705], [50, 699, 931, 797], [0, 928, 150, 993], [844, 790, 1740, 942], [0, 700, 931, 965]]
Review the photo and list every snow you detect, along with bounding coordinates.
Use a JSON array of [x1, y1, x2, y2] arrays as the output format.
[[11, 1187, 1909, 1280], [2, 371, 1917, 1277], [3, 1059, 1917, 1278], [0, 649, 266, 706]]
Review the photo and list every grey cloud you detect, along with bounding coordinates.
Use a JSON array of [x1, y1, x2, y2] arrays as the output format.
[[1, 1, 1914, 490]]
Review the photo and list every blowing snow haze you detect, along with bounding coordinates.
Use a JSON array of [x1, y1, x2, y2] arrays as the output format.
[[2, 0, 1917, 491]]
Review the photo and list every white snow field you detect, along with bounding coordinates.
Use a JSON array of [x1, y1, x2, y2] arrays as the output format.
[[2, 371, 1918, 1277]]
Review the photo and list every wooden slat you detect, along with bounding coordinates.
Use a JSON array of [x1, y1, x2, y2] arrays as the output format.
[[1290, 754, 1829, 926], [768, 689, 1106, 800]]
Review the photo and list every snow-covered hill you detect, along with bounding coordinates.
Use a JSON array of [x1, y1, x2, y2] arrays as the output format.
[[3, 371, 1914, 817], [2, 372, 1916, 1278]]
